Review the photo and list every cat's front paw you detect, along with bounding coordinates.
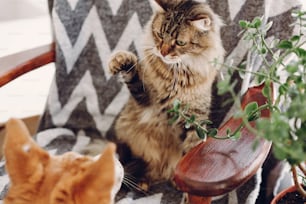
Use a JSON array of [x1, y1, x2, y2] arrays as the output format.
[[109, 51, 137, 75]]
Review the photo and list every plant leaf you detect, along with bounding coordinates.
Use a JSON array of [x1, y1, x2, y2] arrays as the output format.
[[196, 127, 206, 139], [231, 131, 241, 140], [278, 40, 293, 49], [251, 17, 262, 28], [169, 113, 179, 124], [239, 20, 249, 29], [208, 128, 218, 137], [264, 21, 273, 32], [200, 120, 213, 126], [188, 115, 196, 123], [217, 77, 231, 95], [290, 35, 300, 42], [262, 84, 270, 98], [286, 64, 299, 73], [294, 48, 306, 58], [245, 102, 259, 116], [279, 84, 289, 95], [173, 99, 181, 111]]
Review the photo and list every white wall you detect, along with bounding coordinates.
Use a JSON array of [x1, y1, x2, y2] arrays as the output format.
[[0, 0, 54, 123]]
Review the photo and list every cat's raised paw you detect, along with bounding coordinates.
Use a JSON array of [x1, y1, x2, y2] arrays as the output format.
[[109, 51, 137, 75]]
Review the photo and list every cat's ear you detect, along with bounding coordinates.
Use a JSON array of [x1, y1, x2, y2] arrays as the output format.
[[152, 0, 167, 12], [73, 143, 118, 203], [4, 118, 50, 184], [190, 15, 212, 32]]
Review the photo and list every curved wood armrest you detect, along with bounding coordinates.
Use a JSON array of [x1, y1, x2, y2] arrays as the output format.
[[0, 43, 55, 87], [174, 84, 272, 197]]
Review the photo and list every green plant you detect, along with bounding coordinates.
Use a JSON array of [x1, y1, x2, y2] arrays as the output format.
[[170, 10, 306, 198], [168, 98, 260, 141], [226, 10, 306, 197], [238, 10, 306, 197]]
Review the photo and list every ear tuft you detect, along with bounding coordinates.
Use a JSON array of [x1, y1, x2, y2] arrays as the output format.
[[191, 15, 212, 31]]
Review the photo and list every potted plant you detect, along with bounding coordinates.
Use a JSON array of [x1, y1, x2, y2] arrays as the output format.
[[169, 9, 306, 204], [240, 11, 306, 203], [224, 10, 306, 203]]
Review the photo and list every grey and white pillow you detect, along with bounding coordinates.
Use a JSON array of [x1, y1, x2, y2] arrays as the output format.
[[37, 0, 153, 153]]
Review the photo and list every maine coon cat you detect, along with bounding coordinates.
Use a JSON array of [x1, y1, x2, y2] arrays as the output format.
[[4, 118, 123, 204], [109, 0, 224, 183]]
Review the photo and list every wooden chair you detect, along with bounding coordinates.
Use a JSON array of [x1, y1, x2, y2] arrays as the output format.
[[0, 43, 272, 204], [174, 83, 272, 203]]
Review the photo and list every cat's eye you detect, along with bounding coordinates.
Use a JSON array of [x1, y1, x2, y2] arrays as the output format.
[[176, 40, 187, 46]]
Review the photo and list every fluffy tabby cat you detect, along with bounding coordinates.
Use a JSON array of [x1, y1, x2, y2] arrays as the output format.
[[109, 0, 224, 183], [4, 118, 123, 204]]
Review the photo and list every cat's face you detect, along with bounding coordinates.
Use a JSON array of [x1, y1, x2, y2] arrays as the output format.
[[147, 0, 224, 67], [4, 119, 123, 204]]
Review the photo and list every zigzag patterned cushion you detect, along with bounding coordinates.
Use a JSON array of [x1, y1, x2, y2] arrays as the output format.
[[0, 0, 303, 203], [37, 0, 153, 154]]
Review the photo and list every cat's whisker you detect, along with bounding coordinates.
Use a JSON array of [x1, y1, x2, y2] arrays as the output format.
[[138, 53, 155, 65], [123, 178, 144, 192], [122, 180, 141, 194], [142, 45, 155, 50], [143, 47, 155, 55], [126, 64, 137, 73], [125, 52, 155, 73], [123, 176, 151, 195], [123, 174, 151, 194]]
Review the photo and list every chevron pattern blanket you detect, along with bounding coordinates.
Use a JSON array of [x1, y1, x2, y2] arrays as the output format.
[[0, 0, 303, 203]]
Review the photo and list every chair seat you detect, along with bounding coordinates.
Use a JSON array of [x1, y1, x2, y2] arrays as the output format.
[[174, 84, 272, 196]]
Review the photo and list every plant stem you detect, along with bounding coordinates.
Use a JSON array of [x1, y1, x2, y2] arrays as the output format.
[[218, 62, 283, 85], [259, 29, 282, 66], [211, 123, 244, 140], [298, 163, 306, 176], [252, 34, 272, 68], [291, 165, 306, 197]]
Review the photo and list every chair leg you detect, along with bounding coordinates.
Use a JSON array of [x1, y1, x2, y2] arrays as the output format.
[[188, 194, 212, 204]]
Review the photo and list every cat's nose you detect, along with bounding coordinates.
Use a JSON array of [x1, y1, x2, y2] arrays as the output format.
[[160, 44, 171, 57]]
